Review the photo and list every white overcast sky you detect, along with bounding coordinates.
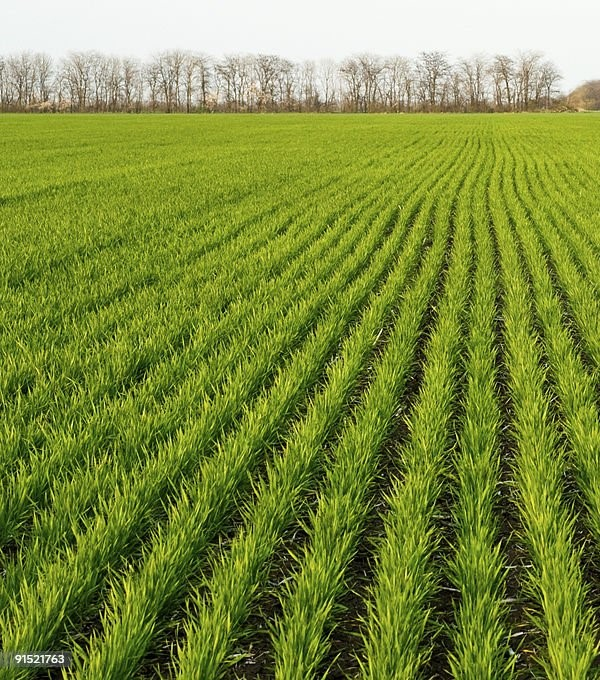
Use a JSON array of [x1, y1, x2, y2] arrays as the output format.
[[2, 0, 598, 92]]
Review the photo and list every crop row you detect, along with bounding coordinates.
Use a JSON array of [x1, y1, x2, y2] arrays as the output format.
[[2, 114, 600, 678]]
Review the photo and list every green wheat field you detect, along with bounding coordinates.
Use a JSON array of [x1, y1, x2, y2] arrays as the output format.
[[1, 113, 600, 679]]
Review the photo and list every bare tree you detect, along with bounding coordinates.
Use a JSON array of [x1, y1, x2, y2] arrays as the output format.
[[339, 54, 385, 112], [253, 54, 280, 111], [0, 56, 10, 110], [216, 55, 252, 111], [448, 66, 465, 111], [157, 52, 175, 112], [416, 51, 450, 110], [182, 53, 198, 113], [144, 60, 161, 112], [461, 54, 488, 111], [339, 57, 362, 112], [0, 47, 565, 113], [299, 60, 319, 111], [276, 58, 297, 111], [317, 59, 337, 111], [109, 57, 125, 111], [59, 52, 95, 111], [29, 53, 53, 106], [491, 55, 514, 110], [89, 52, 108, 111], [515, 51, 542, 110], [381, 56, 413, 112], [122, 57, 141, 112], [538, 60, 562, 109], [150, 51, 186, 112], [177, 52, 212, 113], [195, 54, 212, 111], [8, 53, 35, 109], [358, 54, 384, 111]]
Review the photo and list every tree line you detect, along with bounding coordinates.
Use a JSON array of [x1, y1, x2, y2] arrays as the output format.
[[0, 50, 564, 113]]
